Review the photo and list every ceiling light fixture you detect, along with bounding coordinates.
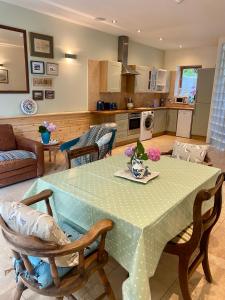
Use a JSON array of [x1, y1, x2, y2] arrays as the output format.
[[179, 44, 183, 48], [112, 20, 117, 24], [175, 0, 185, 4], [159, 37, 163, 41], [137, 29, 141, 33], [95, 17, 106, 22]]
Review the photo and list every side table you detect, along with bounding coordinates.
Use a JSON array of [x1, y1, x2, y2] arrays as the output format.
[[43, 142, 62, 164]]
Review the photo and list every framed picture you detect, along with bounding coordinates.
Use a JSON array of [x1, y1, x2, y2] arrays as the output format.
[[29, 32, 54, 58], [32, 90, 44, 100], [45, 90, 55, 99], [46, 63, 59, 76], [31, 61, 45, 74], [32, 77, 53, 88], [0, 69, 9, 84]]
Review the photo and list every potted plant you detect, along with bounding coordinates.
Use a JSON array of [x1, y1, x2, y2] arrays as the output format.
[[38, 121, 56, 144], [124, 140, 160, 179]]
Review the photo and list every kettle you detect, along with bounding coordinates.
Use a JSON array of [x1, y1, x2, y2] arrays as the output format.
[[96, 100, 104, 111]]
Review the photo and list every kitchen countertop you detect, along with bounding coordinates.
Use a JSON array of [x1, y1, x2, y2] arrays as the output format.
[[91, 105, 194, 115]]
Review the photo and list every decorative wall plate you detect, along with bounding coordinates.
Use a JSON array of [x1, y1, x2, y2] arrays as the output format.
[[20, 99, 38, 115]]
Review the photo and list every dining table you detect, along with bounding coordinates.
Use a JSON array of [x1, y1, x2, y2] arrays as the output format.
[[24, 155, 221, 300]]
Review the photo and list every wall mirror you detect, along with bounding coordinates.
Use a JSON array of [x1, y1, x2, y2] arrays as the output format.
[[0, 25, 29, 93]]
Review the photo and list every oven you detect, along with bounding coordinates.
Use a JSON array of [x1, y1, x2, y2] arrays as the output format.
[[128, 113, 141, 135]]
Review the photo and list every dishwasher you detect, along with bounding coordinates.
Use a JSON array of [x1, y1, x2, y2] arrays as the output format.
[[176, 110, 193, 138]]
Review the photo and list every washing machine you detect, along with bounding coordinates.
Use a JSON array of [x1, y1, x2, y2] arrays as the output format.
[[140, 111, 154, 141]]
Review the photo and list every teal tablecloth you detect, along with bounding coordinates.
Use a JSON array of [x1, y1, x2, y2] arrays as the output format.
[[25, 155, 220, 300]]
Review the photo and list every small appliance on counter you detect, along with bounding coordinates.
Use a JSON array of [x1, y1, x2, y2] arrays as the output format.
[[96, 101, 117, 111], [126, 97, 134, 110]]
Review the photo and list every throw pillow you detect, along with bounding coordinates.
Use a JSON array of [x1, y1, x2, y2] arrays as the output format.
[[0, 201, 79, 267], [96, 132, 112, 147], [172, 141, 209, 163]]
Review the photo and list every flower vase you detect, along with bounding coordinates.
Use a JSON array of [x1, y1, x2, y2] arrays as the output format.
[[41, 131, 51, 144], [130, 157, 146, 179]]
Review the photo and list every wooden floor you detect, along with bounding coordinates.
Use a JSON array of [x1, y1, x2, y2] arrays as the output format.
[[0, 135, 225, 300]]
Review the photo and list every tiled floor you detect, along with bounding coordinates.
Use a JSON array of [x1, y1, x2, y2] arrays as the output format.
[[0, 135, 225, 300]]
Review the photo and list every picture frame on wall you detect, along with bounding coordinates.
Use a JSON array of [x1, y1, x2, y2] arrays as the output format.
[[31, 61, 45, 74], [32, 77, 53, 87], [32, 90, 44, 101], [0, 69, 9, 84], [46, 63, 59, 76], [29, 32, 54, 58], [45, 90, 55, 99]]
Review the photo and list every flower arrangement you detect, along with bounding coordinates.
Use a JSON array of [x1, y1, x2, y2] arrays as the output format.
[[124, 140, 160, 163], [124, 140, 160, 179], [38, 121, 56, 134]]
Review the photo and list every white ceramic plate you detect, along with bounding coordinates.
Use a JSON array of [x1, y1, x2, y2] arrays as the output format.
[[41, 139, 59, 145], [20, 99, 38, 115], [114, 169, 160, 184]]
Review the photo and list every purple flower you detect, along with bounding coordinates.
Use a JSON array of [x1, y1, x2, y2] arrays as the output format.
[[47, 122, 56, 132], [124, 146, 135, 157], [147, 148, 161, 161], [43, 121, 49, 128]]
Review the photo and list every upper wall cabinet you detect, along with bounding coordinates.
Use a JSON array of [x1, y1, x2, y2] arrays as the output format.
[[100, 61, 122, 93], [134, 65, 151, 93], [149, 68, 170, 93]]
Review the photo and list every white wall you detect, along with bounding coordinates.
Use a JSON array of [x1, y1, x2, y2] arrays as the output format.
[[164, 46, 218, 71], [0, 1, 164, 116]]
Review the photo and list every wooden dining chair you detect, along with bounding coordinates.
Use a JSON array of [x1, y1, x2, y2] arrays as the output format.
[[164, 172, 224, 300], [161, 149, 213, 166], [65, 143, 99, 169], [0, 190, 116, 300]]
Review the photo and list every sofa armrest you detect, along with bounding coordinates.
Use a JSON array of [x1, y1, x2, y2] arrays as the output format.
[[15, 135, 44, 176]]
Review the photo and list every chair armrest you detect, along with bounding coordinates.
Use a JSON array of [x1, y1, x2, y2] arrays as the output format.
[[161, 149, 173, 156], [60, 137, 80, 152], [21, 189, 53, 206], [15, 135, 44, 176]]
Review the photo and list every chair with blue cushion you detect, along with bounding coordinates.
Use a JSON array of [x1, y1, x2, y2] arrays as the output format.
[[0, 190, 116, 300]]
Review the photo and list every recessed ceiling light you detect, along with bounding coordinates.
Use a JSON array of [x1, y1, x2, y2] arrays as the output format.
[[137, 29, 141, 33], [159, 37, 163, 41], [179, 44, 183, 48], [112, 20, 117, 24], [95, 17, 106, 22], [175, 0, 184, 4]]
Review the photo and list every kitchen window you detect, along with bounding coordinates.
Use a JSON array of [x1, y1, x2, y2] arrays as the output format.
[[175, 65, 202, 103]]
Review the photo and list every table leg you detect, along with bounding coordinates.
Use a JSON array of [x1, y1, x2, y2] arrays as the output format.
[[53, 149, 57, 164], [49, 150, 52, 162]]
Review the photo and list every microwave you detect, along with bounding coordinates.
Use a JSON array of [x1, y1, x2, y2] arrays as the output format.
[[175, 97, 187, 103]]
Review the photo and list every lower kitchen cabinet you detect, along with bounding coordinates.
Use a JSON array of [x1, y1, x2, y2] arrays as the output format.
[[167, 109, 178, 133], [153, 110, 167, 134], [191, 103, 211, 137]]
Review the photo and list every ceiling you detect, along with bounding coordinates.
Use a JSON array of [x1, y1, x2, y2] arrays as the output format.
[[2, 0, 225, 50]]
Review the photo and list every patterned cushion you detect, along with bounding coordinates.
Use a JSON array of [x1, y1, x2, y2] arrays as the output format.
[[0, 150, 36, 162], [171, 224, 193, 244], [172, 141, 209, 163], [0, 201, 78, 267], [13, 221, 99, 289], [96, 132, 112, 148]]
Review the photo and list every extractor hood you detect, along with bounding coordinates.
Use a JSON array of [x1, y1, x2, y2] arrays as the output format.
[[118, 36, 139, 75]]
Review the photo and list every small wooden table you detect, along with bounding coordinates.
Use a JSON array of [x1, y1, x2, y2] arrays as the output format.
[[43, 142, 62, 164]]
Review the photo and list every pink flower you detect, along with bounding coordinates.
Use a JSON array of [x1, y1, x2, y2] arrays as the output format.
[[147, 148, 161, 161], [46, 123, 56, 132], [124, 146, 135, 157]]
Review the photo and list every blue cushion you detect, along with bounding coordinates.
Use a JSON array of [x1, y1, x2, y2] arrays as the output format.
[[0, 150, 36, 161], [14, 222, 99, 288]]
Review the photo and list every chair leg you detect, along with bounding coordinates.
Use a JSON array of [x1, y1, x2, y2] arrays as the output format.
[[178, 258, 191, 300], [67, 296, 78, 300], [56, 298, 64, 300], [14, 280, 26, 300], [98, 268, 116, 300], [202, 233, 213, 283]]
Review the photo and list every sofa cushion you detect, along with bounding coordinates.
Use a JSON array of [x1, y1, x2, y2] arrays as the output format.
[[13, 221, 99, 289], [0, 124, 16, 151], [0, 158, 36, 174], [0, 150, 36, 162], [0, 201, 79, 268], [172, 141, 209, 163]]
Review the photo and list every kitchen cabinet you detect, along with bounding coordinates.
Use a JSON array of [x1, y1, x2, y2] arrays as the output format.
[[115, 113, 128, 143], [134, 65, 151, 93], [176, 110, 193, 138], [149, 68, 170, 93], [100, 61, 122, 93], [153, 110, 167, 134], [167, 109, 178, 133]]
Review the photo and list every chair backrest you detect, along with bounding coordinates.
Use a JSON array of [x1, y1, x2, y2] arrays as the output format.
[[189, 172, 224, 249], [65, 143, 99, 169], [0, 124, 16, 151]]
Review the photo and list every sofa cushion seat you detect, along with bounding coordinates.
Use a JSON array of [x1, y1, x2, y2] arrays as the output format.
[[0, 158, 37, 174], [13, 221, 99, 289], [0, 150, 36, 162]]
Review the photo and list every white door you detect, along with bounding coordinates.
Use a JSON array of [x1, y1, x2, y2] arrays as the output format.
[[135, 66, 150, 92], [176, 110, 193, 138], [107, 61, 122, 92]]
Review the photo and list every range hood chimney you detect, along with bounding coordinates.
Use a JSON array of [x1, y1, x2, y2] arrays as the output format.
[[118, 36, 139, 75]]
